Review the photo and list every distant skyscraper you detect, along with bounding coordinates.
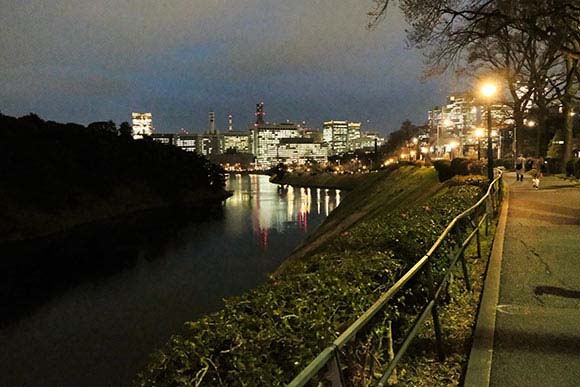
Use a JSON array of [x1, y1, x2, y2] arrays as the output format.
[[228, 113, 233, 131], [131, 112, 153, 139], [323, 120, 349, 155], [347, 122, 361, 142], [208, 111, 216, 134], [255, 102, 265, 125]]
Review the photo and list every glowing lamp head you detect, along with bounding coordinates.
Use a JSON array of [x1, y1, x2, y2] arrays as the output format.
[[475, 128, 484, 138], [481, 83, 497, 99]]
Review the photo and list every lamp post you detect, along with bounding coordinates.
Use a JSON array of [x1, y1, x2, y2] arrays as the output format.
[[475, 128, 484, 160], [481, 83, 497, 181], [412, 137, 419, 160]]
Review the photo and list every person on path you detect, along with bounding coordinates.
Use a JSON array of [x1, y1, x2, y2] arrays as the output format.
[[515, 154, 526, 181], [532, 157, 544, 189]]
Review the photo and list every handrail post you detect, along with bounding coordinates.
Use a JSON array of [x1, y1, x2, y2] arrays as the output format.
[[485, 195, 492, 236], [476, 225, 482, 260], [425, 261, 445, 361], [325, 350, 346, 387], [455, 218, 471, 291]]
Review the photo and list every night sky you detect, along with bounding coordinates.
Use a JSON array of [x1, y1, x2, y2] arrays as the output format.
[[1, 1, 454, 135]]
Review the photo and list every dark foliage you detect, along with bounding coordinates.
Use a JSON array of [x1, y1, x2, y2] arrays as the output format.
[[450, 157, 470, 176], [435, 158, 484, 182], [432, 160, 453, 182], [0, 113, 225, 211], [381, 120, 420, 155]]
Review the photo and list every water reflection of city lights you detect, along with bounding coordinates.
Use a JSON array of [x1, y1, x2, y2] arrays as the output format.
[[226, 175, 342, 248]]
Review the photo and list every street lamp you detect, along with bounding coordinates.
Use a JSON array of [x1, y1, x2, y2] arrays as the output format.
[[412, 137, 419, 160], [449, 141, 459, 160], [474, 128, 484, 160], [480, 82, 497, 181]]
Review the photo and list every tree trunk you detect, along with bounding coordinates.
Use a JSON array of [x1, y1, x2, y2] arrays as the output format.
[[562, 54, 579, 173], [512, 106, 524, 157]]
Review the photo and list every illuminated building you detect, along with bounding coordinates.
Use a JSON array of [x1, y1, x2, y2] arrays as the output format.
[[277, 138, 328, 165], [151, 133, 175, 145], [199, 133, 222, 156], [323, 120, 349, 155], [252, 122, 300, 167], [223, 131, 251, 153], [428, 93, 512, 157], [175, 134, 198, 152], [347, 122, 361, 142], [131, 112, 153, 139]]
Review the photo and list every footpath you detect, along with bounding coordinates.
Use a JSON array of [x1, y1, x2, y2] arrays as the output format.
[[465, 173, 580, 386]]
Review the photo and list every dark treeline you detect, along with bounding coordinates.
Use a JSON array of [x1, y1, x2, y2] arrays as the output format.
[[0, 113, 227, 241]]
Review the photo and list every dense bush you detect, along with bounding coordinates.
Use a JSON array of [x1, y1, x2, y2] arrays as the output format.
[[433, 160, 453, 182], [576, 159, 580, 178], [493, 158, 514, 170], [136, 179, 483, 386], [450, 158, 470, 175]]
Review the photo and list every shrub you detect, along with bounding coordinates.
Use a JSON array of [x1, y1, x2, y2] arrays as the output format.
[[432, 160, 453, 182], [575, 159, 580, 179], [493, 158, 514, 170], [450, 157, 470, 175]]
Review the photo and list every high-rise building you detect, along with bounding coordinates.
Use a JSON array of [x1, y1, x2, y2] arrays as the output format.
[[323, 120, 349, 155], [347, 122, 361, 142], [208, 111, 216, 134], [131, 112, 153, 139], [255, 102, 265, 125], [428, 92, 513, 157]]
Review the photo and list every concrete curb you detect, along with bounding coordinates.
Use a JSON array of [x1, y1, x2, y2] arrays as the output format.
[[464, 186, 510, 387]]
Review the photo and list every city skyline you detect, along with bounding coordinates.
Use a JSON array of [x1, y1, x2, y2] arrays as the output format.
[[1, 0, 458, 135]]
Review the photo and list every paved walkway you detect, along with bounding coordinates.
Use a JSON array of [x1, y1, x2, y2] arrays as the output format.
[[466, 173, 580, 387]]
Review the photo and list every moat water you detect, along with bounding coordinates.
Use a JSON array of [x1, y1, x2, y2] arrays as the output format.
[[0, 174, 341, 387]]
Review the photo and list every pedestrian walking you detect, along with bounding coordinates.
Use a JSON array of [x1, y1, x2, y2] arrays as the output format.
[[532, 158, 543, 190], [515, 154, 526, 181]]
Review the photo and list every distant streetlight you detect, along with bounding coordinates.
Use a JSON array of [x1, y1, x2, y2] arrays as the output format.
[[480, 81, 497, 181], [474, 128, 484, 160], [449, 141, 459, 160]]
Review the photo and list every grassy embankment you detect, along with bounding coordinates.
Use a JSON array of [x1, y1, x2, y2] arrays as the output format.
[[271, 171, 370, 190], [0, 113, 229, 243], [136, 165, 494, 386]]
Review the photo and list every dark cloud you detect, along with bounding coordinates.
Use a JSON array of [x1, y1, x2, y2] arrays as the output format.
[[1, 0, 450, 133]]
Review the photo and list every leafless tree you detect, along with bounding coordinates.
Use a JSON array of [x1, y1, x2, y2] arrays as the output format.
[[369, 0, 580, 169]]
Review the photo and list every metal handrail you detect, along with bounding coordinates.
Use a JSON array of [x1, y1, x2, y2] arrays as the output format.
[[288, 170, 503, 387]]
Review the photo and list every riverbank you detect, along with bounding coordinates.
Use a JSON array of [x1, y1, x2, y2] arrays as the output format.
[[270, 171, 369, 190], [136, 165, 489, 385], [0, 187, 231, 244], [0, 112, 230, 244]]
